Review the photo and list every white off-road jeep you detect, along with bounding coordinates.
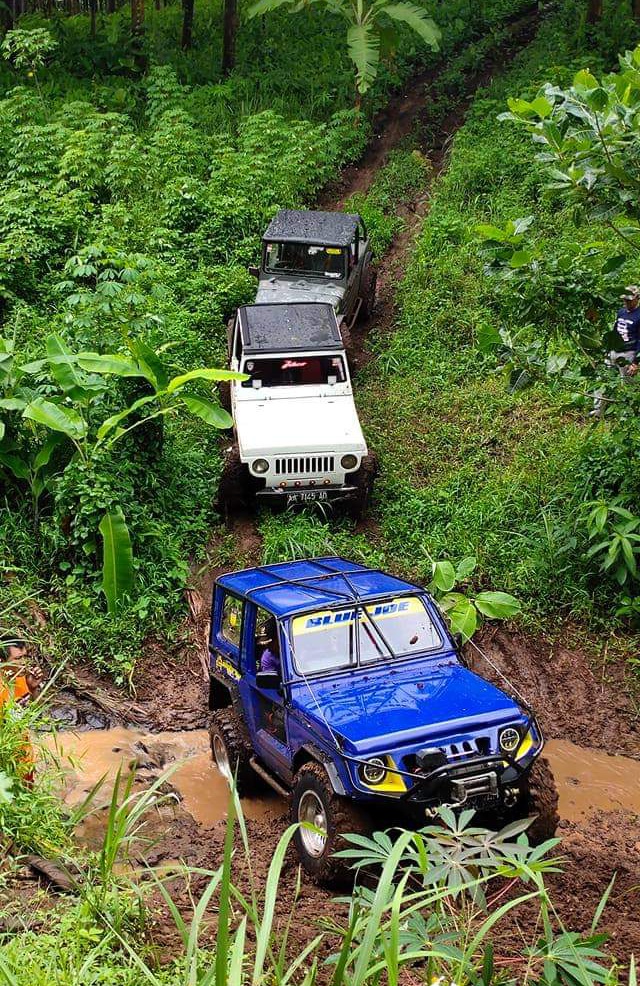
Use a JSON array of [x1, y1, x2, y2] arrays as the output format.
[[217, 302, 377, 515]]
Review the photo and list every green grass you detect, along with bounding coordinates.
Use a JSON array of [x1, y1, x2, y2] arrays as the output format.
[[351, 0, 640, 626]]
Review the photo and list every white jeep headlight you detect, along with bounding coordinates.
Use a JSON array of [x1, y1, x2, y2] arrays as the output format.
[[360, 757, 387, 785], [341, 454, 358, 471], [252, 458, 269, 474], [499, 727, 521, 754]]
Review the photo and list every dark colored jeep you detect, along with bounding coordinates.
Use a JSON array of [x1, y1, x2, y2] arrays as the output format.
[[208, 556, 559, 884], [253, 210, 377, 348]]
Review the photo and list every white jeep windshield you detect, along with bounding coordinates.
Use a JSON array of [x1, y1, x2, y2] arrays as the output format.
[[241, 355, 346, 388], [265, 241, 346, 279], [290, 596, 442, 675]]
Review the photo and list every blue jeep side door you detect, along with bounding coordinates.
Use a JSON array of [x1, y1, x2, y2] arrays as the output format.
[[239, 603, 292, 781]]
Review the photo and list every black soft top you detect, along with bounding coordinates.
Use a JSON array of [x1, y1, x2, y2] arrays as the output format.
[[262, 209, 360, 247], [238, 303, 343, 354]]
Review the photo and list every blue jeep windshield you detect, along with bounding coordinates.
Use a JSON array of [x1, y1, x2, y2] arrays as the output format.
[[290, 596, 442, 675]]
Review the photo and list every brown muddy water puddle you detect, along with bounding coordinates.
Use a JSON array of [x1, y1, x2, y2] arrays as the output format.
[[41, 727, 284, 829], [545, 739, 640, 822], [40, 729, 640, 832]]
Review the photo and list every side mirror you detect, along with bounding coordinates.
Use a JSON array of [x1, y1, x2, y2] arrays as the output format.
[[257, 670, 280, 690], [252, 378, 262, 390], [248, 265, 259, 277]]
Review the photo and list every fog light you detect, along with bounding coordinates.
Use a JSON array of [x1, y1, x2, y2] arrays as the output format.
[[341, 454, 358, 470], [295, 481, 301, 487], [360, 757, 387, 785], [310, 480, 316, 486], [324, 479, 331, 485], [279, 481, 287, 489], [499, 727, 521, 754], [252, 458, 269, 474]]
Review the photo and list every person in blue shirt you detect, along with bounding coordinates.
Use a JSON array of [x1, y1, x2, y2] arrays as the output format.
[[593, 285, 640, 416], [612, 285, 640, 374], [258, 626, 280, 675]]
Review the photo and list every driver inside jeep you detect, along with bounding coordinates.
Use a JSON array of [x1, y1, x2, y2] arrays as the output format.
[[258, 624, 280, 676]]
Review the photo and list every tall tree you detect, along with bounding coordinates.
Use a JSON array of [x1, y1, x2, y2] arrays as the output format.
[[587, 0, 602, 22], [221, 0, 238, 75], [247, 0, 439, 109], [181, 0, 194, 48], [131, 0, 144, 37]]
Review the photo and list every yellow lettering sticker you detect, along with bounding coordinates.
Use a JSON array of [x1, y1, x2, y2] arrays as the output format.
[[293, 597, 424, 635], [229, 612, 238, 627], [326, 248, 342, 255]]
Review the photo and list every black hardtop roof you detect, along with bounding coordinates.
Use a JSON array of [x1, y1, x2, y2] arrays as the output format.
[[262, 209, 360, 247], [238, 303, 343, 354]]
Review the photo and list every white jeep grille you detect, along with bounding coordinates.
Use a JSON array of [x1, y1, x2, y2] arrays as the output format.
[[274, 455, 335, 476]]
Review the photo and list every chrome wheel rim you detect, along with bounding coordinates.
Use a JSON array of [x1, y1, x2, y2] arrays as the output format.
[[298, 790, 328, 857], [213, 734, 232, 784]]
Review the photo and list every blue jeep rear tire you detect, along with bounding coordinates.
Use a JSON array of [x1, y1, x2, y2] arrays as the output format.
[[209, 708, 255, 796], [291, 761, 370, 885]]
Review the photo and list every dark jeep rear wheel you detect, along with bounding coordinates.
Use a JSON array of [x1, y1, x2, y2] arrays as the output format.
[[347, 452, 378, 520], [217, 444, 254, 516], [291, 761, 370, 885], [359, 265, 377, 322], [339, 319, 357, 371], [209, 708, 255, 796], [522, 755, 559, 843]]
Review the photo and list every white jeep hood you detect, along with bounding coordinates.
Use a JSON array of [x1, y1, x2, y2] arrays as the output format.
[[236, 395, 367, 458], [255, 277, 345, 309]]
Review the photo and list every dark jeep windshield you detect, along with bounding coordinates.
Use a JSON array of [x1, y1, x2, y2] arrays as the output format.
[[241, 355, 346, 388], [265, 241, 345, 279], [290, 597, 442, 675]]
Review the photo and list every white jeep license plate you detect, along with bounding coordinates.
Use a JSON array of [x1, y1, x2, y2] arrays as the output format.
[[286, 490, 329, 505]]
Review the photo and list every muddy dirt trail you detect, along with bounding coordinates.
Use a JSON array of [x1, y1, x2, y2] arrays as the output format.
[[29, 3, 640, 968]]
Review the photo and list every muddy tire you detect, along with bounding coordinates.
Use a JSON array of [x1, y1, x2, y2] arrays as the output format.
[[209, 708, 255, 796], [217, 444, 254, 516], [347, 452, 378, 520], [291, 761, 369, 885], [339, 319, 357, 371], [359, 264, 377, 322], [219, 381, 231, 413], [523, 756, 559, 843]]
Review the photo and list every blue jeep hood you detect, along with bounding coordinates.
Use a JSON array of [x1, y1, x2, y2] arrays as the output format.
[[290, 658, 521, 755]]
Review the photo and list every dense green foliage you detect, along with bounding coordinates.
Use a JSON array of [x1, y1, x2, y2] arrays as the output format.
[[0, 0, 535, 678], [356, 0, 640, 627]]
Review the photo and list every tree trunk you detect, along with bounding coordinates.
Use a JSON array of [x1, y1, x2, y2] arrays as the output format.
[[90, 0, 96, 35], [107, 0, 115, 14], [587, 0, 602, 23], [131, 0, 144, 37], [634, 0, 640, 21], [181, 0, 194, 49], [221, 0, 238, 76]]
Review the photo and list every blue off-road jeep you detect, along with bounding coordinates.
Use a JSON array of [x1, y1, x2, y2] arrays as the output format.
[[208, 557, 558, 882]]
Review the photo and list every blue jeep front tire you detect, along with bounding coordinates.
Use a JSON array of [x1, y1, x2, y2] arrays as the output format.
[[291, 761, 370, 885]]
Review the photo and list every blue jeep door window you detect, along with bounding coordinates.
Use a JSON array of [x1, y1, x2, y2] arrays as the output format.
[[360, 596, 442, 662], [221, 593, 243, 651]]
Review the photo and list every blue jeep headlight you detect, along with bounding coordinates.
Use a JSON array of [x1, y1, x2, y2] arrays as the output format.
[[360, 757, 387, 785], [499, 726, 521, 754]]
